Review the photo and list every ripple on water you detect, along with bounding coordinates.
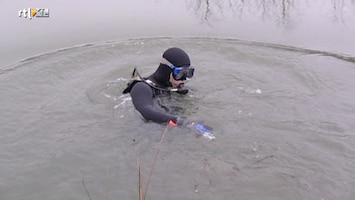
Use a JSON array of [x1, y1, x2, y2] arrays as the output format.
[[1, 37, 355, 200]]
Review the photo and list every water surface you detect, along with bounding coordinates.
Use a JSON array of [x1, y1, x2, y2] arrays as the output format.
[[1, 37, 355, 199], [1, 1, 355, 200]]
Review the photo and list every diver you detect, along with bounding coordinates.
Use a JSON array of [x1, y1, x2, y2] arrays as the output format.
[[123, 47, 214, 139]]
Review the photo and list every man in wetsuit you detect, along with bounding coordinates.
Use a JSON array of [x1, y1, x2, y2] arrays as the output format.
[[123, 47, 214, 138], [123, 47, 193, 125]]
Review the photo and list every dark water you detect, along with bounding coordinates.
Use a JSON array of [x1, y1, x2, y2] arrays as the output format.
[[1, 37, 355, 200], [1, 1, 355, 200]]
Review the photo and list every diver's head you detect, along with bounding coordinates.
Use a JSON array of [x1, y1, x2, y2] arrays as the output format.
[[151, 47, 194, 87]]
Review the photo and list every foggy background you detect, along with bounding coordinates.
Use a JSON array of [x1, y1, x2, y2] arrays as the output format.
[[1, 0, 355, 68]]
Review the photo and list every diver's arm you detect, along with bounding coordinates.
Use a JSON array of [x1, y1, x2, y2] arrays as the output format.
[[130, 82, 214, 138], [130, 82, 178, 124]]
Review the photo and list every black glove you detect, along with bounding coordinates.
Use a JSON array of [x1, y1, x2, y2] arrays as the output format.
[[176, 117, 215, 140]]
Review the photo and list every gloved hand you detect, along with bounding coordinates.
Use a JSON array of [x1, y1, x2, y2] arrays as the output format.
[[176, 117, 215, 140]]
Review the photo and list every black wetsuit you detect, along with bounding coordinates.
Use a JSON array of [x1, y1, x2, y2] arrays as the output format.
[[123, 47, 191, 124], [130, 80, 178, 123]]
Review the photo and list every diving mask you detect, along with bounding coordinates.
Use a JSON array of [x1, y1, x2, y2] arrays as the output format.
[[161, 58, 195, 80]]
